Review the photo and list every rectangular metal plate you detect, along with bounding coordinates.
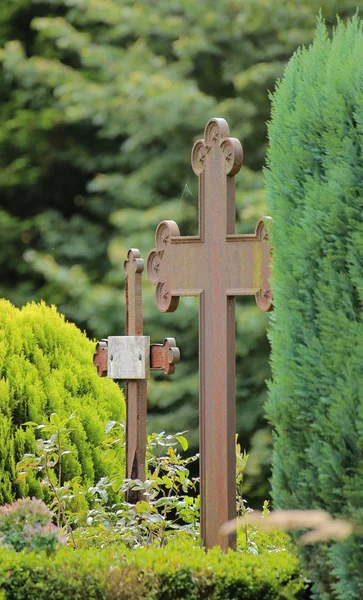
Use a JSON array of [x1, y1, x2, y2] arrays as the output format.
[[107, 336, 150, 380]]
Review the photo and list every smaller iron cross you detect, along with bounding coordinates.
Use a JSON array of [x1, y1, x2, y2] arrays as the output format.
[[93, 248, 180, 503]]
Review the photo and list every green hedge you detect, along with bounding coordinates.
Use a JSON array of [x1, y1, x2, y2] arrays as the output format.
[[0, 538, 308, 600], [0, 299, 125, 503], [265, 16, 363, 600]]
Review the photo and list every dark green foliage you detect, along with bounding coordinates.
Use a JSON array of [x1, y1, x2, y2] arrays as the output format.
[[0, 0, 358, 502], [265, 16, 363, 600], [0, 537, 308, 599], [0, 299, 125, 504]]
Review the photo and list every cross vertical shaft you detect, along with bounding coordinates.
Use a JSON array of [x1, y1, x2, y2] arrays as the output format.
[[124, 249, 147, 502], [197, 130, 241, 548], [199, 290, 237, 548]]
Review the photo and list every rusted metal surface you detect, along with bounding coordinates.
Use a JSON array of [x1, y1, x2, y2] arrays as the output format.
[[93, 339, 108, 377], [123, 249, 148, 504], [147, 118, 272, 551], [93, 248, 180, 504], [150, 337, 180, 375]]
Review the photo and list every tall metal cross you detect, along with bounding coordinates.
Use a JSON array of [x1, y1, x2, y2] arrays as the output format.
[[147, 118, 272, 550], [94, 248, 179, 503]]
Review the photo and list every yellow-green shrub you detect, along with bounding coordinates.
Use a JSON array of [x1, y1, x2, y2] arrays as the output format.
[[0, 537, 308, 599], [0, 299, 125, 503]]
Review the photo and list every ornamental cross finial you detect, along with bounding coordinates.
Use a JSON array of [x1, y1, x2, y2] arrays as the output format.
[[147, 118, 272, 550]]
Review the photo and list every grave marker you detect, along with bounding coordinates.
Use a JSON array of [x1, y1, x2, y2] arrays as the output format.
[[147, 118, 272, 549], [94, 248, 180, 502]]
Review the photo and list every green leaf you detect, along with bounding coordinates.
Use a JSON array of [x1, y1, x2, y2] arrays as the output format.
[[135, 501, 155, 514], [50, 413, 61, 427], [162, 475, 173, 488], [112, 476, 124, 492], [102, 448, 116, 463], [176, 436, 188, 451]]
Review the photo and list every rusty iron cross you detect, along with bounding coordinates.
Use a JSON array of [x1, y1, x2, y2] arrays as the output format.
[[147, 118, 272, 550], [94, 249, 180, 503]]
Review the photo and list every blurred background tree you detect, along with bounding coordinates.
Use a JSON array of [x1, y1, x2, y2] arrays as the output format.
[[0, 0, 358, 504]]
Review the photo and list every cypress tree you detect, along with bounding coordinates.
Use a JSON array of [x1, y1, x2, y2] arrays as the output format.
[[265, 17, 363, 600], [0, 299, 125, 504]]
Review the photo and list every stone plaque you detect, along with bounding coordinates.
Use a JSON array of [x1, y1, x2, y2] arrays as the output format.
[[107, 336, 150, 380]]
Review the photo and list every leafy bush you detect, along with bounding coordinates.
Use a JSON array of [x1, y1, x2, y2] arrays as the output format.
[[0, 537, 308, 600], [16, 413, 91, 541], [0, 299, 125, 505], [265, 16, 363, 600], [0, 497, 65, 554], [77, 429, 200, 548]]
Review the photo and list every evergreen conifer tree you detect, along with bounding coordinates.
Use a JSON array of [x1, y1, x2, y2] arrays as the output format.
[[0, 299, 125, 504], [265, 17, 363, 600]]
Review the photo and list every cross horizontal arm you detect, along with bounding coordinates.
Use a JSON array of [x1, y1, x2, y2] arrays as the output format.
[[225, 220, 272, 310], [147, 221, 207, 312], [147, 218, 272, 312]]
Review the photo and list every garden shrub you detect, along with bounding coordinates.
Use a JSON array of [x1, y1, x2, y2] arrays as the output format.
[[82, 429, 200, 548], [0, 537, 308, 599], [265, 16, 363, 600], [0, 299, 125, 504], [0, 497, 65, 554]]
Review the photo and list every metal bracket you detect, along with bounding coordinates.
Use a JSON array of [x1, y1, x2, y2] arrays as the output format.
[[150, 337, 180, 375], [93, 339, 108, 377]]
